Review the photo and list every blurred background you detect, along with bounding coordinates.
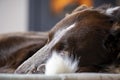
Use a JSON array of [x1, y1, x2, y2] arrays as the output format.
[[0, 0, 120, 33]]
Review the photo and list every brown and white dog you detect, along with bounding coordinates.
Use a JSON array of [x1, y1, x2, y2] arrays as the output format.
[[0, 5, 120, 75]]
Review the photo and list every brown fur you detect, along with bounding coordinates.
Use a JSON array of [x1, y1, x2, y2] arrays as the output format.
[[0, 32, 48, 73]]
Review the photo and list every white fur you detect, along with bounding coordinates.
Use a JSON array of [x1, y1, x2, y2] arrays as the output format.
[[45, 51, 78, 75], [106, 7, 120, 15]]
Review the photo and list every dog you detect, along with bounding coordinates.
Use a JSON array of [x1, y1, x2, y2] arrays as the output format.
[[0, 5, 120, 75]]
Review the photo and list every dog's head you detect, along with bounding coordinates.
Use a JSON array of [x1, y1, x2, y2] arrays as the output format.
[[46, 5, 120, 73], [15, 5, 120, 74]]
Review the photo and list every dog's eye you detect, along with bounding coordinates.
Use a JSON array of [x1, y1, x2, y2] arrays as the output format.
[[108, 18, 116, 24], [57, 43, 65, 51], [109, 19, 114, 24], [53, 42, 66, 51]]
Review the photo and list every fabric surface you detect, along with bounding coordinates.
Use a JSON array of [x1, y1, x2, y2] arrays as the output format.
[[0, 73, 120, 80]]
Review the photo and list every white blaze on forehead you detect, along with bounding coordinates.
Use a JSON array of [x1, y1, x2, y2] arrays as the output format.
[[45, 51, 78, 75], [106, 7, 120, 15]]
